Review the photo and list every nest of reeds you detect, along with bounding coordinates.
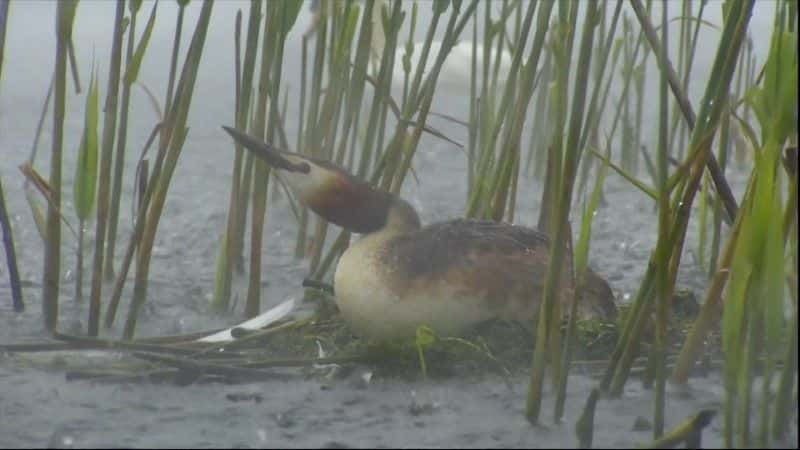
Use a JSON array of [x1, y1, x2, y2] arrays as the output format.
[[2, 287, 715, 387]]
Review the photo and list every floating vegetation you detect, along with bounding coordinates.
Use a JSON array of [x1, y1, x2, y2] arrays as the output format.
[[2, 291, 705, 386]]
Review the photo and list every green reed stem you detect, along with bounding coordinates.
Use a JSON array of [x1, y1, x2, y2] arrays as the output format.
[[652, 1, 670, 437], [471, 16, 483, 189], [668, 0, 706, 162], [103, 0, 138, 281], [122, 1, 214, 339], [574, 0, 623, 201], [672, 181, 748, 383], [488, 0, 545, 222], [42, 1, 77, 333], [0, 176, 24, 312], [535, 1, 577, 234], [0, 3, 23, 314], [303, 6, 330, 274], [89, 0, 125, 334], [212, 8, 243, 314], [103, 123, 163, 329], [334, 1, 374, 170], [524, 46, 551, 179], [163, 1, 187, 139], [0, 0, 9, 83], [214, 0, 262, 313], [388, 0, 480, 195], [244, 0, 280, 319], [66, 36, 81, 94], [604, 0, 754, 397], [307, 2, 357, 276], [357, 0, 404, 180], [467, 0, 544, 220], [709, 98, 731, 276], [526, 0, 598, 424], [630, 0, 739, 223], [233, 6, 264, 275], [772, 255, 797, 440], [242, 0, 302, 317], [294, 35, 309, 259]]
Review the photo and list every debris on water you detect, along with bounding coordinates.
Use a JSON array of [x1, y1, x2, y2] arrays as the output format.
[[273, 412, 297, 429], [173, 370, 202, 386], [408, 390, 439, 416], [632, 416, 653, 431], [47, 428, 77, 449], [320, 441, 351, 449], [356, 370, 372, 389], [226, 392, 263, 403], [672, 289, 700, 318]]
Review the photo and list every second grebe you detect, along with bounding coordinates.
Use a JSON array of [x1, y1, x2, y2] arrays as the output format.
[[223, 126, 617, 340]]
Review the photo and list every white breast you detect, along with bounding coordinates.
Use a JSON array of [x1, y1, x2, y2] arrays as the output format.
[[333, 233, 494, 340]]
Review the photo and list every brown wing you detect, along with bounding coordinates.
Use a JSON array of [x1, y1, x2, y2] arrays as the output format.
[[380, 219, 575, 316]]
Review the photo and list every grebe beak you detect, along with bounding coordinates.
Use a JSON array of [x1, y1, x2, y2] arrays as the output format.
[[221, 126, 310, 174]]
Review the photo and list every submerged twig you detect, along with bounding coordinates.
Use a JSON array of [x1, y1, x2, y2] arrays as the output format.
[[644, 409, 717, 449], [302, 278, 335, 295], [575, 388, 599, 449], [0, 177, 24, 312], [131, 351, 297, 382]]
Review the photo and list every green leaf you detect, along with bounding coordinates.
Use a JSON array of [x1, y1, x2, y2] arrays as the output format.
[[123, 0, 158, 86], [744, 85, 768, 141], [575, 146, 609, 275], [722, 248, 751, 388], [612, 37, 624, 62], [721, 0, 732, 23], [410, 1, 418, 36], [212, 230, 232, 312], [590, 148, 658, 200], [749, 30, 798, 144], [282, 0, 304, 37], [769, 32, 797, 142], [762, 194, 785, 356], [402, 2, 418, 74], [24, 183, 48, 242], [129, 0, 143, 14], [73, 69, 99, 222], [415, 324, 437, 348], [415, 325, 437, 379], [381, 3, 391, 35], [57, 1, 78, 41], [433, 0, 449, 15], [753, 138, 785, 353], [731, 110, 762, 151], [339, 4, 360, 57]]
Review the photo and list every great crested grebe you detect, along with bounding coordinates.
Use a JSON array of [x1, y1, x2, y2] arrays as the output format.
[[222, 126, 617, 340]]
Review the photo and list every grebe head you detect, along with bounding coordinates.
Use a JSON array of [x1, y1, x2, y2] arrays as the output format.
[[223, 126, 420, 235]]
